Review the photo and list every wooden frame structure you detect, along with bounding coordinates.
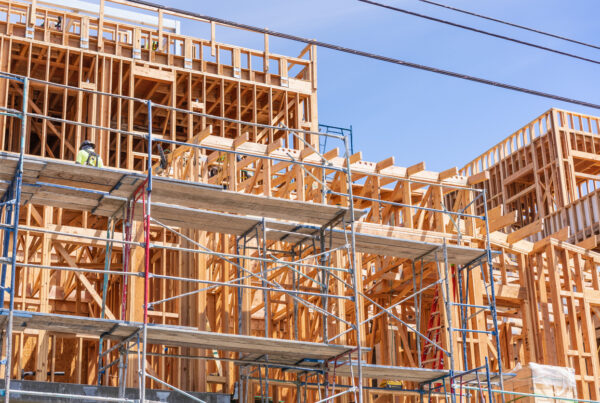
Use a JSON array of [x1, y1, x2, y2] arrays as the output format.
[[460, 108, 600, 248], [461, 109, 600, 401], [0, 0, 598, 402], [0, 69, 504, 402], [0, 1, 508, 401]]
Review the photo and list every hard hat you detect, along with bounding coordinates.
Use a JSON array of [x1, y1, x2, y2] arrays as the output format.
[[80, 140, 95, 149]]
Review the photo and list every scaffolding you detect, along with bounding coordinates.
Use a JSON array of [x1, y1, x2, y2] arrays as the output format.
[[0, 71, 503, 402], [0, 71, 27, 402], [318, 124, 353, 156]]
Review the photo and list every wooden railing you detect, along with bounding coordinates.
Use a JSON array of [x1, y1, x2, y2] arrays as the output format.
[[557, 108, 600, 134], [459, 109, 553, 177], [460, 108, 600, 178]]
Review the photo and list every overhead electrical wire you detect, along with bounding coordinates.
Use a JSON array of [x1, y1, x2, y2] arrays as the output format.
[[357, 0, 600, 66], [124, 0, 600, 111], [414, 0, 600, 51]]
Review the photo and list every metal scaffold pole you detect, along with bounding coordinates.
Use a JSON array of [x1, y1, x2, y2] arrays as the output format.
[[140, 100, 153, 403], [98, 217, 116, 386], [482, 190, 504, 402], [3, 76, 27, 403], [342, 134, 363, 403], [441, 243, 456, 403]]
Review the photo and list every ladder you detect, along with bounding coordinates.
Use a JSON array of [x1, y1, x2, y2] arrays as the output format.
[[421, 285, 444, 369]]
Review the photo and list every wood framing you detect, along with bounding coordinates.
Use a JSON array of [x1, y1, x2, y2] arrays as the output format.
[[0, 0, 598, 402]]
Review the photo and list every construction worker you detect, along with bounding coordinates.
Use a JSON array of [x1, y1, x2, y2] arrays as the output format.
[[155, 143, 169, 175], [209, 153, 227, 178], [76, 140, 104, 168], [238, 155, 253, 182]]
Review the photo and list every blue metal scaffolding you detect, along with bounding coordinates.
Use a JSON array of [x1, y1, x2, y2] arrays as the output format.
[[0, 73, 27, 403], [0, 71, 364, 403], [0, 71, 510, 403], [318, 123, 353, 155]]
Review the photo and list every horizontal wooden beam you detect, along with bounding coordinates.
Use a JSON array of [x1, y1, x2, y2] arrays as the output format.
[[406, 161, 425, 176], [532, 226, 570, 253], [506, 220, 543, 244], [467, 170, 489, 185], [376, 156, 395, 172], [439, 166, 458, 180], [571, 149, 600, 163], [577, 235, 599, 250], [489, 210, 518, 233]]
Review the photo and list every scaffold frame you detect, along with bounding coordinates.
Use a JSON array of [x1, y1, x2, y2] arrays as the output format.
[[0, 71, 503, 402]]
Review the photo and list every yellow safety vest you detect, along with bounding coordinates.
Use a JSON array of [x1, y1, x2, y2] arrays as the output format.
[[76, 148, 104, 168]]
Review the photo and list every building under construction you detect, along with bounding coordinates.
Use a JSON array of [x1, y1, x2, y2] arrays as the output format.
[[0, 0, 598, 402]]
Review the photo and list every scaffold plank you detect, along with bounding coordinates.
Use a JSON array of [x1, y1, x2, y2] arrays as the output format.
[[0, 310, 352, 365], [0, 152, 484, 264], [331, 363, 448, 383], [0, 152, 362, 226], [126, 202, 484, 264], [0, 310, 451, 383]]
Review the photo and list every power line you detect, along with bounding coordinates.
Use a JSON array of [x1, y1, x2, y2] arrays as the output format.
[[123, 0, 600, 111], [357, 0, 600, 66], [415, 0, 600, 51]]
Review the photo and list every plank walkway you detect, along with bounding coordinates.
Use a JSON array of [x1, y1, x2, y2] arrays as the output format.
[[0, 310, 451, 382], [0, 152, 486, 264]]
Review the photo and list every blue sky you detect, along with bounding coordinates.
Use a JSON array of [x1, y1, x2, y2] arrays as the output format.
[[163, 0, 599, 172]]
